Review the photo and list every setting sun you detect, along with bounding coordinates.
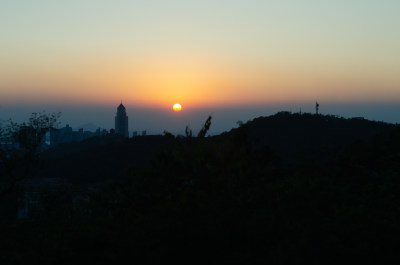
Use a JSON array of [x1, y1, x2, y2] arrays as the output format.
[[173, 103, 182, 112]]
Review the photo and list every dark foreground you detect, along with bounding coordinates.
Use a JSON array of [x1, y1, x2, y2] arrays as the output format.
[[1, 113, 399, 264]]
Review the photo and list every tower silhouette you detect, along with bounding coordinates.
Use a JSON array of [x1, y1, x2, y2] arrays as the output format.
[[115, 101, 129, 137]]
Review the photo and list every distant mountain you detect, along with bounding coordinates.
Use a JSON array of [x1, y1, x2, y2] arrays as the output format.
[[74, 123, 103, 132], [221, 111, 397, 162]]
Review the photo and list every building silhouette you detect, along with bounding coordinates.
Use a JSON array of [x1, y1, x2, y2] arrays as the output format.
[[50, 125, 107, 146], [115, 101, 129, 137]]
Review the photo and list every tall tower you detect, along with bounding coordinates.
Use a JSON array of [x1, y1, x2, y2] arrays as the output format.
[[115, 101, 129, 137]]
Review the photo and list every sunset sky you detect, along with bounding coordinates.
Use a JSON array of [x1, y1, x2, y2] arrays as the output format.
[[1, 0, 399, 133]]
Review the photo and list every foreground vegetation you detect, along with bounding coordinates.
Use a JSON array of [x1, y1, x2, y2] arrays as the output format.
[[1, 114, 400, 264]]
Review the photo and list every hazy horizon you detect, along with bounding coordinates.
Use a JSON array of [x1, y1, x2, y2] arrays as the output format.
[[1, 101, 399, 135]]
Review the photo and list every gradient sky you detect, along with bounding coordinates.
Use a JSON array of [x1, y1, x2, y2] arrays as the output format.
[[1, 0, 400, 133]]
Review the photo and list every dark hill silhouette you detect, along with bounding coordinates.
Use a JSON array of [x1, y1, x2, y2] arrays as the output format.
[[222, 111, 396, 162], [35, 112, 397, 185]]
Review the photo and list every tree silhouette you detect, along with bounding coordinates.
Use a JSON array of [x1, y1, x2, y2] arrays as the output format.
[[0, 112, 60, 199]]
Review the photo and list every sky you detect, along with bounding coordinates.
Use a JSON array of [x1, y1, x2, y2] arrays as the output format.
[[1, 0, 399, 134]]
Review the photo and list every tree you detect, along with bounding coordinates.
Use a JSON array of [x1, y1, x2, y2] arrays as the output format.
[[0, 112, 60, 199]]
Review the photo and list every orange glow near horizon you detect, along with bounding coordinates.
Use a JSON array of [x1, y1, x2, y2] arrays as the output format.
[[1, 52, 400, 109]]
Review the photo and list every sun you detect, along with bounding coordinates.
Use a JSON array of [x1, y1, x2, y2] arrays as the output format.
[[173, 103, 182, 112]]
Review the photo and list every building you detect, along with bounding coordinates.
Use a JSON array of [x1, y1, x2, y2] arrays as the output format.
[[50, 125, 107, 146], [115, 101, 129, 137]]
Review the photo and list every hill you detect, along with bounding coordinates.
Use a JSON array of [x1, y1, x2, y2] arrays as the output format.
[[34, 112, 398, 184], [222, 111, 397, 162]]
